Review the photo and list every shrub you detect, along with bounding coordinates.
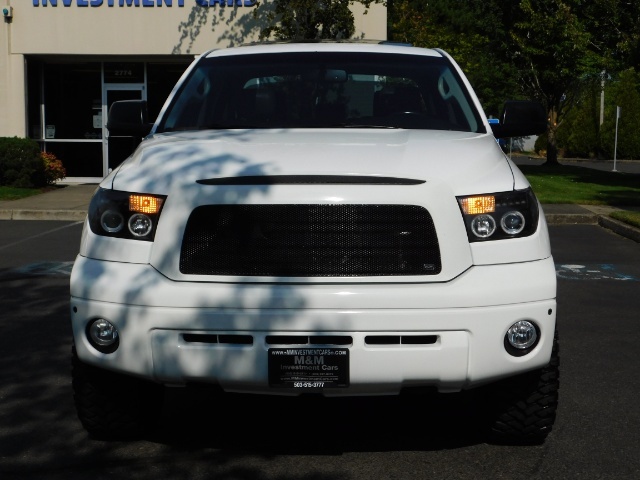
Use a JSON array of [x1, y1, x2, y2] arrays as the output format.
[[42, 151, 66, 185], [534, 133, 547, 157], [0, 137, 44, 188]]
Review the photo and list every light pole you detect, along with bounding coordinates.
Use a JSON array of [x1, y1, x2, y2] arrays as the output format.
[[600, 71, 605, 126], [613, 106, 621, 172]]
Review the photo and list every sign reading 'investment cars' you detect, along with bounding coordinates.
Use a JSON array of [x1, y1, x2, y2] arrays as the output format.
[[32, 0, 256, 7]]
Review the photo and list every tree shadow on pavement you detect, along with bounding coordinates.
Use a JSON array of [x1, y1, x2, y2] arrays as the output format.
[[152, 387, 487, 453]]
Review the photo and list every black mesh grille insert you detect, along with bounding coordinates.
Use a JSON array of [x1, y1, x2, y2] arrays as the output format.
[[179, 204, 441, 277]]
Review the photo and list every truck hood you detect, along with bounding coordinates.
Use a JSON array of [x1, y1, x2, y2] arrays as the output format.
[[107, 129, 514, 194], [85, 128, 543, 284]]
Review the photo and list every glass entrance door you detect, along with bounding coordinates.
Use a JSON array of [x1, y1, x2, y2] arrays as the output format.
[[104, 86, 145, 174]]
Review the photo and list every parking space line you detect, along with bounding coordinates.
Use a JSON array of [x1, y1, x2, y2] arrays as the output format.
[[0, 221, 83, 252]]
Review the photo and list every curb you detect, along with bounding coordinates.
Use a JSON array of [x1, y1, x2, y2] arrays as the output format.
[[0, 209, 87, 222], [598, 215, 640, 243], [545, 213, 598, 225], [545, 211, 640, 243]]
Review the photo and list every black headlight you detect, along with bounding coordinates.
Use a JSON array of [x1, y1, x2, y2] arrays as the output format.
[[88, 188, 167, 242], [456, 188, 539, 242]]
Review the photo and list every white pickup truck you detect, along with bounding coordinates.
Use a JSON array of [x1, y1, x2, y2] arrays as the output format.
[[70, 41, 558, 444]]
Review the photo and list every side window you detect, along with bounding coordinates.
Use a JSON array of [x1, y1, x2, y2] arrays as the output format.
[[437, 71, 478, 132], [163, 68, 221, 130]]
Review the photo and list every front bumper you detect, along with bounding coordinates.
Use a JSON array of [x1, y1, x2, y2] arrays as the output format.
[[70, 255, 557, 394]]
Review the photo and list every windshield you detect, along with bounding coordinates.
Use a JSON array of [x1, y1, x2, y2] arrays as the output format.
[[157, 52, 485, 133]]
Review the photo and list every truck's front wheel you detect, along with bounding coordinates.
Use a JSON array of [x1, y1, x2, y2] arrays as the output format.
[[485, 331, 560, 445], [71, 346, 163, 440]]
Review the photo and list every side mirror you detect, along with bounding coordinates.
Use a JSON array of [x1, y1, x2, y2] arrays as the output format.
[[490, 101, 547, 138], [106, 100, 153, 138]]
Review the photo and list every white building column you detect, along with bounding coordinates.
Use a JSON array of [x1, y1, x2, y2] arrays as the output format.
[[1, 2, 27, 138]]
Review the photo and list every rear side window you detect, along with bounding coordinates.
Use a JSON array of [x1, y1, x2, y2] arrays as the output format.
[[158, 52, 485, 133]]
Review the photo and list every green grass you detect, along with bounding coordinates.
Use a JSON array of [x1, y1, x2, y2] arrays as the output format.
[[0, 186, 44, 201], [610, 210, 640, 229], [519, 164, 640, 206]]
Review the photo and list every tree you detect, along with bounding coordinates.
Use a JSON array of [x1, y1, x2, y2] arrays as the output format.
[[555, 79, 601, 158], [580, 0, 640, 74], [511, 0, 640, 164], [600, 69, 640, 160], [509, 1, 592, 165], [254, 0, 382, 41], [389, 1, 640, 164], [254, 0, 640, 163], [389, 0, 522, 116]]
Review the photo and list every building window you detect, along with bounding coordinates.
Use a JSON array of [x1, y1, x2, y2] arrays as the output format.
[[25, 58, 191, 179], [43, 62, 102, 141], [147, 62, 191, 121]]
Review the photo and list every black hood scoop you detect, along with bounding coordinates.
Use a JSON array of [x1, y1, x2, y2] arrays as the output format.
[[196, 175, 425, 186]]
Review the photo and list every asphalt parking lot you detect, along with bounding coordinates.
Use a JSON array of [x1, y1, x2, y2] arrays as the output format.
[[0, 220, 639, 479]]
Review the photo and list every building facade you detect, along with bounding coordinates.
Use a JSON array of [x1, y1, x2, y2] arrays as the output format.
[[1, 1, 387, 182]]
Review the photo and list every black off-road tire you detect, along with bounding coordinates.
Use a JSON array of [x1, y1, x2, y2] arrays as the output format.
[[72, 346, 163, 440], [485, 331, 560, 445]]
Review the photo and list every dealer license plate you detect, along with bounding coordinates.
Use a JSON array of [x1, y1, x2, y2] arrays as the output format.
[[268, 348, 349, 388]]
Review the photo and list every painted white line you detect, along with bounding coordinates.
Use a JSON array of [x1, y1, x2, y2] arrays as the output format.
[[0, 221, 83, 251]]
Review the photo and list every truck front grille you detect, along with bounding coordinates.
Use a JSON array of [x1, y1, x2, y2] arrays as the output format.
[[179, 204, 441, 277]]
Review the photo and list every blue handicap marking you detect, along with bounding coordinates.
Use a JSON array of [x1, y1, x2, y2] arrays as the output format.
[[13, 261, 74, 277], [556, 264, 638, 281]]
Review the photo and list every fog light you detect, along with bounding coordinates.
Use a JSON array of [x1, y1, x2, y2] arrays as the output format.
[[505, 320, 538, 356], [128, 213, 153, 237], [470, 214, 496, 238], [87, 319, 119, 353]]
